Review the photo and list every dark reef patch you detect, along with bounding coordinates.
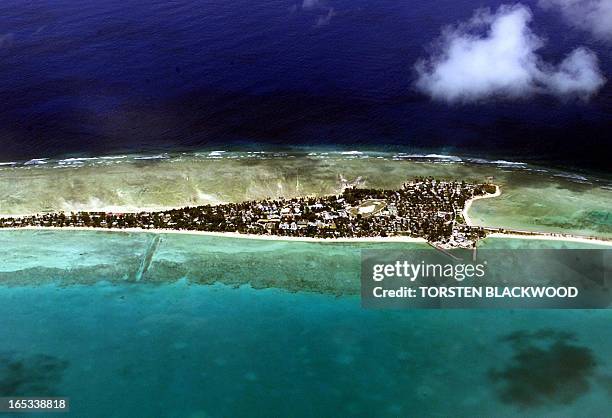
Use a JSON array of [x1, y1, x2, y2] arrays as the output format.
[[537, 210, 612, 235], [596, 374, 612, 397], [0, 352, 69, 396], [489, 329, 597, 407]]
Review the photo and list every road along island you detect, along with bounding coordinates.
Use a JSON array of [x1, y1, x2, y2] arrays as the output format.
[[0, 178, 499, 248]]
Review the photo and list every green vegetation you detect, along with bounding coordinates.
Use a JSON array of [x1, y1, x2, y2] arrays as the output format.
[[0, 178, 494, 247]]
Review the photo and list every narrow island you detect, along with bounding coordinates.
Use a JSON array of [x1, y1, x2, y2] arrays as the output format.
[[1, 177, 608, 248], [0, 178, 496, 248]]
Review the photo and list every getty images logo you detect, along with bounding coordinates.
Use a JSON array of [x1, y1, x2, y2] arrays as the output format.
[[372, 260, 487, 282]]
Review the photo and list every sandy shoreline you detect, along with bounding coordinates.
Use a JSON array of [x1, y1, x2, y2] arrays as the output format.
[[463, 185, 501, 226], [2, 225, 611, 247], [0, 226, 429, 244], [2, 185, 610, 246], [486, 232, 612, 247]]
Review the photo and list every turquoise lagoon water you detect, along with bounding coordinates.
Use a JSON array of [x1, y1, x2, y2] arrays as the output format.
[[1, 230, 611, 417]]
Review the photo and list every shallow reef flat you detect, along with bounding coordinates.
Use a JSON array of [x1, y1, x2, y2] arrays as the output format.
[[0, 152, 610, 238], [469, 181, 612, 239], [0, 229, 425, 293], [0, 229, 608, 292]]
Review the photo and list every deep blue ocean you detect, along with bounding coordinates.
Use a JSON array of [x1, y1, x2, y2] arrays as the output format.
[[0, 0, 610, 169]]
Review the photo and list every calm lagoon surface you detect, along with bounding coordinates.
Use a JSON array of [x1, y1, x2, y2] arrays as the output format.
[[1, 230, 611, 417]]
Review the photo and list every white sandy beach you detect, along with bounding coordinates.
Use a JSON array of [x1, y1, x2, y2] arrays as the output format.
[[2, 225, 611, 247], [462, 185, 501, 226], [0, 226, 429, 244], [461, 186, 611, 246], [486, 232, 612, 247], [2, 184, 610, 246]]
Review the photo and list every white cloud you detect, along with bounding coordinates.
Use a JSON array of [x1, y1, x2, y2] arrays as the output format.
[[539, 0, 612, 41], [414, 4, 606, 103], [543, 47, 606, 95]]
